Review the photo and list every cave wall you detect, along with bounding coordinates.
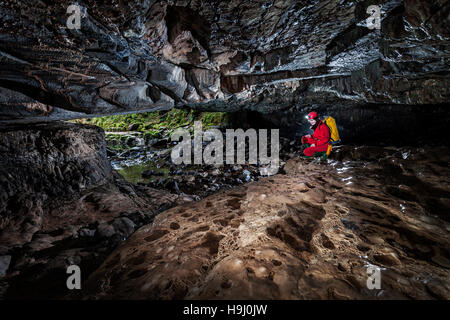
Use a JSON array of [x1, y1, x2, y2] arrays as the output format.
[[0, 122, 111, 250], [0, 122, 193, 299], [0, 0, 448, 143], [0, 121, 188, 252]]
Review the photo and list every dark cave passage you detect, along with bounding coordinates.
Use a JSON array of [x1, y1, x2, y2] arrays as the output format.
[[244, 104, 450, 147]]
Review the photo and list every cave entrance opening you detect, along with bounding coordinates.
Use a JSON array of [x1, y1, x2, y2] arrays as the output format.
[[70, 108, 262, 198]]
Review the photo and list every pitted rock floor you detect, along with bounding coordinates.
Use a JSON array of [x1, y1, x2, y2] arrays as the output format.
[[76, 146, 450, 300]]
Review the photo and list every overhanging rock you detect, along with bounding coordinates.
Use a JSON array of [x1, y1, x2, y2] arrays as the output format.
[[0, 0, 448, 124]]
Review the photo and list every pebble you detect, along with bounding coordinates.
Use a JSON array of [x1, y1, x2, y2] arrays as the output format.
[[96, 222, 116, 238]]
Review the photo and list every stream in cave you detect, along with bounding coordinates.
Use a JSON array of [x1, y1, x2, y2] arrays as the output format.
[[107, 127, 292, 199], [110, 136, 265, 198]]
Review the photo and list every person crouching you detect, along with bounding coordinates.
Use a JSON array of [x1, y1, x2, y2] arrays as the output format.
[[301, 111, 330, 157]]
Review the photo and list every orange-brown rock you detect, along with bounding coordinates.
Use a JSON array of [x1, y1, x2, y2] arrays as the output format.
[[78, 146, 450, 300]]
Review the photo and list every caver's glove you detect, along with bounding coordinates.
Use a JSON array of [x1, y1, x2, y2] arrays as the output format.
[[300, 144, 310, 153]]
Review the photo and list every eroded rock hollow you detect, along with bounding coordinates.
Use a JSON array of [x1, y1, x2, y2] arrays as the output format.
[[74, 147, 450, 300]]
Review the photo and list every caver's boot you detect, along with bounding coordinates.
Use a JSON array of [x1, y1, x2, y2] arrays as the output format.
[[314, 152, 328, 160], [300, 144, 310, 156]]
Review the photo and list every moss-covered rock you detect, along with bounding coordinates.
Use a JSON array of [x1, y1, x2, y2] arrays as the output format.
[[72, 109, 229, 136]]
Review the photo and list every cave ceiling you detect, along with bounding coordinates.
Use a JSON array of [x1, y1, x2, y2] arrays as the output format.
[[0, 0, 448, 123]]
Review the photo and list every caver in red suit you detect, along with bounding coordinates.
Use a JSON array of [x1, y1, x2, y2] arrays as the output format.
[[301, 111, 330, 157]]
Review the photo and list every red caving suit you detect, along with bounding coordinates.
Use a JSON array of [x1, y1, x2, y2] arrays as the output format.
[[301, 120, 330, 157]]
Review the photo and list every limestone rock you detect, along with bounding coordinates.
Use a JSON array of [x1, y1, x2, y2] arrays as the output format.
[[0, 122, 190, 299], [77, 146, 450, 299], [0, 0, 448, 137]]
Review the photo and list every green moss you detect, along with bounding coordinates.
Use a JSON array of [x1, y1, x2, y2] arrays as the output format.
[[71, 108, 229, 134], [143, 129, 161, 140], [117, 163, 169, 184], [200, 112, 228, 129], [105, 134, 131, 152]]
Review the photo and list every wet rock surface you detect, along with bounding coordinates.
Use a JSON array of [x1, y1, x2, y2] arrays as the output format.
[[0, 122, 192, 299], [75, 145, 450, 300], [106, 131, 295, 198]]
